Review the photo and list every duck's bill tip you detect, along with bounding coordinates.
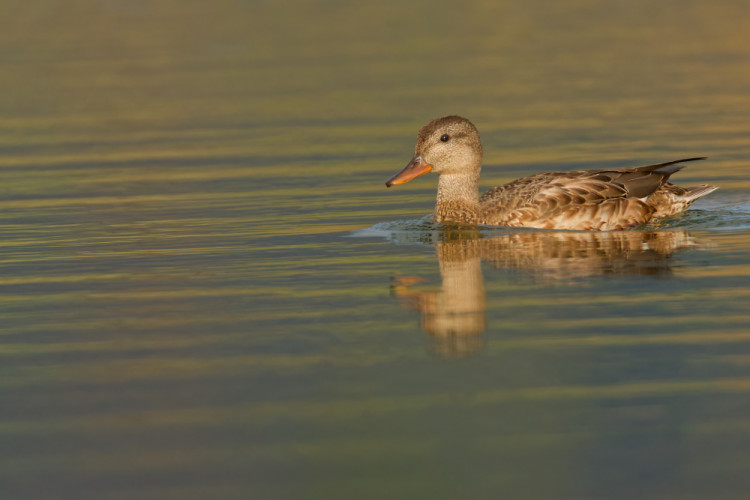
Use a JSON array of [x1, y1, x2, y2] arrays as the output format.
[[385, 158, 433, 187]]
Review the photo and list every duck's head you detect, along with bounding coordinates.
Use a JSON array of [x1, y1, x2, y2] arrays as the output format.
[[386, 115, 483, 187]]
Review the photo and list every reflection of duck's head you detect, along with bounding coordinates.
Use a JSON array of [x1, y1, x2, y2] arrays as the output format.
[[391, 234, 487, 359], [386, 116, 482, 186], [421, 240, 487, 342]]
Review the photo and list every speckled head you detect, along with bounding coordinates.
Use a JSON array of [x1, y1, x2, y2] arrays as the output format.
[[386, 115, 483, 187], [415, 115, 483, 174]]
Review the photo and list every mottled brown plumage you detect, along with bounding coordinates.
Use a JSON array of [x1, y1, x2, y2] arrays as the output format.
[[386, 115, 718, 231]]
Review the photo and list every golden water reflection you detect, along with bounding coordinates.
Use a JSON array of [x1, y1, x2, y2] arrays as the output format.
[[392, 229, 708, 358]]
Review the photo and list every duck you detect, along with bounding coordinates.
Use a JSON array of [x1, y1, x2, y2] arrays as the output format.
[[385, 115, 718, 230]]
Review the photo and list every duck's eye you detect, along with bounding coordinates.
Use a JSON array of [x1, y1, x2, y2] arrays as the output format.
[[440, 134, 450, 142]]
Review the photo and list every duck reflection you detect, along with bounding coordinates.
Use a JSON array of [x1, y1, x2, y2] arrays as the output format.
[[391, 228, 705, 358]]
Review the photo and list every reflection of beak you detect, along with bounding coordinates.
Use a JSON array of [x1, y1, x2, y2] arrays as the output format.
[[385, 156, 433, 187]]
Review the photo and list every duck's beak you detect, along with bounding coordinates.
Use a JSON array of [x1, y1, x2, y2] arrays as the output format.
[[385, 156, 433, 187]]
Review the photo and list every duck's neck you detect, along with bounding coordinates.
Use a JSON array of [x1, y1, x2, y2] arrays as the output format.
[[435, 172, 480, 224]]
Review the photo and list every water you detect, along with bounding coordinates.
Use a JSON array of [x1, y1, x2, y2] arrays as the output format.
[[2, 1, 750, 499]]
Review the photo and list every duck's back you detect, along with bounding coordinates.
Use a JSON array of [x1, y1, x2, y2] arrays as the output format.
[[478, 158, 716, 230]]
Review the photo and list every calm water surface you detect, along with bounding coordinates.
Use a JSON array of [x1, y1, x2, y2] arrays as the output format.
[[2, 1, 750, 499]]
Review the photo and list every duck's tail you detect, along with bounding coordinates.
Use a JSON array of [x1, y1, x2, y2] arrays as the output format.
[[651, 157, 717, 203], [680, 184, 719, 203], [648, 182, 718, 218], [648, 157, 717, 213]]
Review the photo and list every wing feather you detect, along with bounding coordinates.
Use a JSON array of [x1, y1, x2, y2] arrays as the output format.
[[479, 158, 706, 229]]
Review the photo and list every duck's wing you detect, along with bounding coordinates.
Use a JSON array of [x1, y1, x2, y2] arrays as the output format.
[[580, 157, 706, 197], [483, 175, 652, 230], [481, 158, 706, 230]]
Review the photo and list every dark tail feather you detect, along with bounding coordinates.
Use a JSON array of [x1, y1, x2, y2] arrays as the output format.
[[652, 157, 707, 177]]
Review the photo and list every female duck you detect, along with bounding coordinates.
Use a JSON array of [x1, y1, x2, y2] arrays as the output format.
[[386, 115, 717, 231]]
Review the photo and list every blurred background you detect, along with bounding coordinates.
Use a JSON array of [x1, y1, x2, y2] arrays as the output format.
[[1, 1, 749, 499]]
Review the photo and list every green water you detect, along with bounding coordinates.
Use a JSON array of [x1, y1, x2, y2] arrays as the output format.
[[2, 1, 750, 499]]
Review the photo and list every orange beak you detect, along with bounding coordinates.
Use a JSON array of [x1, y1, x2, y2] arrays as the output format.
[[385, 156, 433, 187]]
